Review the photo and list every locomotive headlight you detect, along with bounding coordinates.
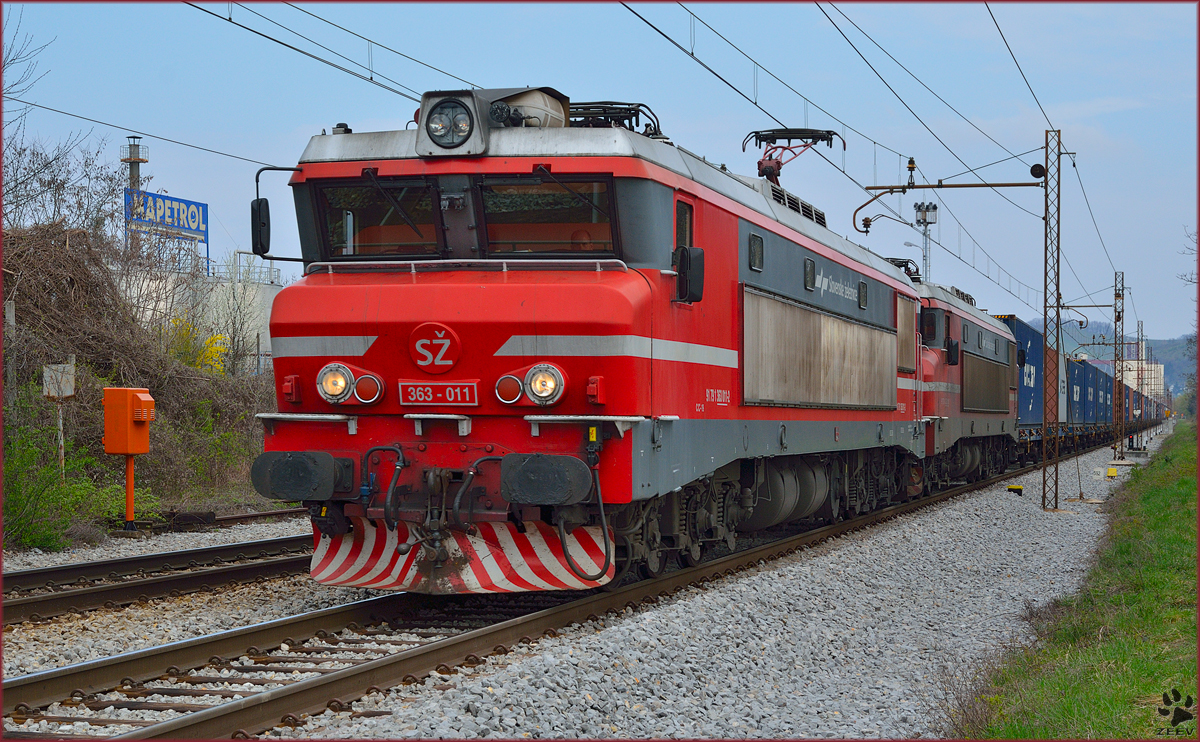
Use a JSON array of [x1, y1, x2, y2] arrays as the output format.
[[525, 364, 565, 405], [427, 112, 450, 138], [426, 99, 473, 148], [317, 363, 354, 404]]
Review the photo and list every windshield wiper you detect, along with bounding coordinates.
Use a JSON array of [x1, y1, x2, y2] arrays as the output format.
[[534, 165, 609, 218], [362, 168, 424, 239]]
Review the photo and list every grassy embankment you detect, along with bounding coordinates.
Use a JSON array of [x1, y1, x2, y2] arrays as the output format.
[[976, 420, 1197, 738]]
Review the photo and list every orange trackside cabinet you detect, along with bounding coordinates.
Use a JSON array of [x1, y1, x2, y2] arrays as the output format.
[[102, 388, 155, 455]]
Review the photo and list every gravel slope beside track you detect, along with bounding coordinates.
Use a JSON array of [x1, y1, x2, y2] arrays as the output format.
[[2, 520, 311, 572], [2, 576, 378, 677], [265, 443, 1159, 739]]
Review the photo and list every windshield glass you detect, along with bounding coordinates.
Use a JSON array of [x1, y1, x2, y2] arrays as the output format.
[[318, 182, 440, 258], [480, 179, 614, 256]]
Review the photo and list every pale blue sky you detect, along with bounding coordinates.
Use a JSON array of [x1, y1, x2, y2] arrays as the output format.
[[5, 3, 1196, 337]]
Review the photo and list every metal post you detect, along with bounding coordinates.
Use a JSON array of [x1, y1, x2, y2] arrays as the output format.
[[4, 300, 14, 389], [1113, 271, 1125, 460], [57, 401, 65, 483], [1136, 320, 1144, 450], [922, 222, 930, 283], [124, 454, 137, 530], [1041, 130, 1062, 511]]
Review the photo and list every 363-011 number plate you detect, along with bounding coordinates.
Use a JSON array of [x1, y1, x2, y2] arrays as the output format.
[[399, 380, 479, 406]]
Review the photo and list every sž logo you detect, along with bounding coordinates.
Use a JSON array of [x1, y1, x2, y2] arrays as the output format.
[[408, 322, 461, 374]]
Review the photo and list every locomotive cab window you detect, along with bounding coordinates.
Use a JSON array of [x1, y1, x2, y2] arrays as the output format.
[[479, 177, 615, 256], [318, 181, 440, 258], [920, 307, 943, 347], [675, 199, 694, 248]]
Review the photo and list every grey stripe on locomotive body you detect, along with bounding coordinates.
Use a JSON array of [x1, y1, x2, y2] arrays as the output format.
[[627, 418, 920, 501], [623, 412, 1017, 501]]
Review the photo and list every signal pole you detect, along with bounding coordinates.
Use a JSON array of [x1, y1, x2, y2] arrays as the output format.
[[1136, 320, 1145, 450], [1113, 272, 1126, 461], [1041, 129, 1063, 511], [913, 202, 937, 282]]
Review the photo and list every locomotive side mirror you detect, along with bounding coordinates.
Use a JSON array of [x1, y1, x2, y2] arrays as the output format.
[[1017, 347, 1026, 368], [251, 198, 271, 256], [946, 338, 960, 366], [673, 246, 705, 303]]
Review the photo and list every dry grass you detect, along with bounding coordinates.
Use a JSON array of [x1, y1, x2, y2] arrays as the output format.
[[4, 222, 279, 543]]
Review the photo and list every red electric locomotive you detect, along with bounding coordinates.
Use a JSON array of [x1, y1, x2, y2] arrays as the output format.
[[250, 87, 1020, 594]]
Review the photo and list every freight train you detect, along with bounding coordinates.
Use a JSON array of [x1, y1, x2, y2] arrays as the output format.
[[249, 87, 1167, 594]]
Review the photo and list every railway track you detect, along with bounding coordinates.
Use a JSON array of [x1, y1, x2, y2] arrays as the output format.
[[2, 456, 1067, 740], [2, 535, 313, 626], [162, 509, 308, 530]]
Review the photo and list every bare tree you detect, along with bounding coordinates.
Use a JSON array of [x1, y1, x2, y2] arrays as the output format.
[[1180, 227, 1197, 287], [2, 7, 52, 132], [208, 253, 281, 376], [2, 8, 97, 232]]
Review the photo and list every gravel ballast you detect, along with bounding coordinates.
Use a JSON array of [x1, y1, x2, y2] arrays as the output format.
[[2, 574, 378, 677], [262, 435, 1169, 739], [2, 518, 311, 572], [1, 427, 1171, 738]]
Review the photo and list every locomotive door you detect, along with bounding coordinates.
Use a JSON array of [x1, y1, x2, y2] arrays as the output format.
[[642, 193, 739, 485], [897, 294, 920, 425]]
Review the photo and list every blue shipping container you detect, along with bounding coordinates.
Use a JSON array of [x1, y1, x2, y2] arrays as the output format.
[[995, 315, 1042, 428], [1084, 362, 1099, 425], [1069, 360, 1086, 427], [1099, 366, 1113, 423]]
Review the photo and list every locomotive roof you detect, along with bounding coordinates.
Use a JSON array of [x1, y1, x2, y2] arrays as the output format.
[[298, 126, 916, 289], [917, 282, 1013, 337]]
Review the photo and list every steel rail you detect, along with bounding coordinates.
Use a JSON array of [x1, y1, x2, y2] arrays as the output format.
[[115, 461, 1055, 739], [3, 536, 313, 594], [1, 595, 431, 715], [6, 446, 1110, 737], [2, 553, 312, 626], [213, 508, 306, 525]]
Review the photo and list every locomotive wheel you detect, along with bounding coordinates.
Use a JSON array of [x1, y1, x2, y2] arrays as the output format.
[[638, 546, 668, 579], [816, 487, 842, 524], [677, 542, 704, 568]]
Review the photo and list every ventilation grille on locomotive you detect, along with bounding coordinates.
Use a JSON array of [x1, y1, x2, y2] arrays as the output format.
[[770, 185, 826, 227]]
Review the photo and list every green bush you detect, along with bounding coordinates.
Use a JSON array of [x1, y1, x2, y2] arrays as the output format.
[[3, 386, 161, 550]]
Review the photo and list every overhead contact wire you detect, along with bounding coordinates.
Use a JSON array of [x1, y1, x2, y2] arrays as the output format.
[[828, 3, 1035, 168], [627, 3, 1041, 311], [233, 3, 422, 98], [815, 3, 1041, 221], [185, 2, 420, 102], [2, 96, 277, 166], [985, 3, 1054, 131], [672, 3, 1043, 306], [985, 4, 1119, 310], [282, 2, 480, 89]]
